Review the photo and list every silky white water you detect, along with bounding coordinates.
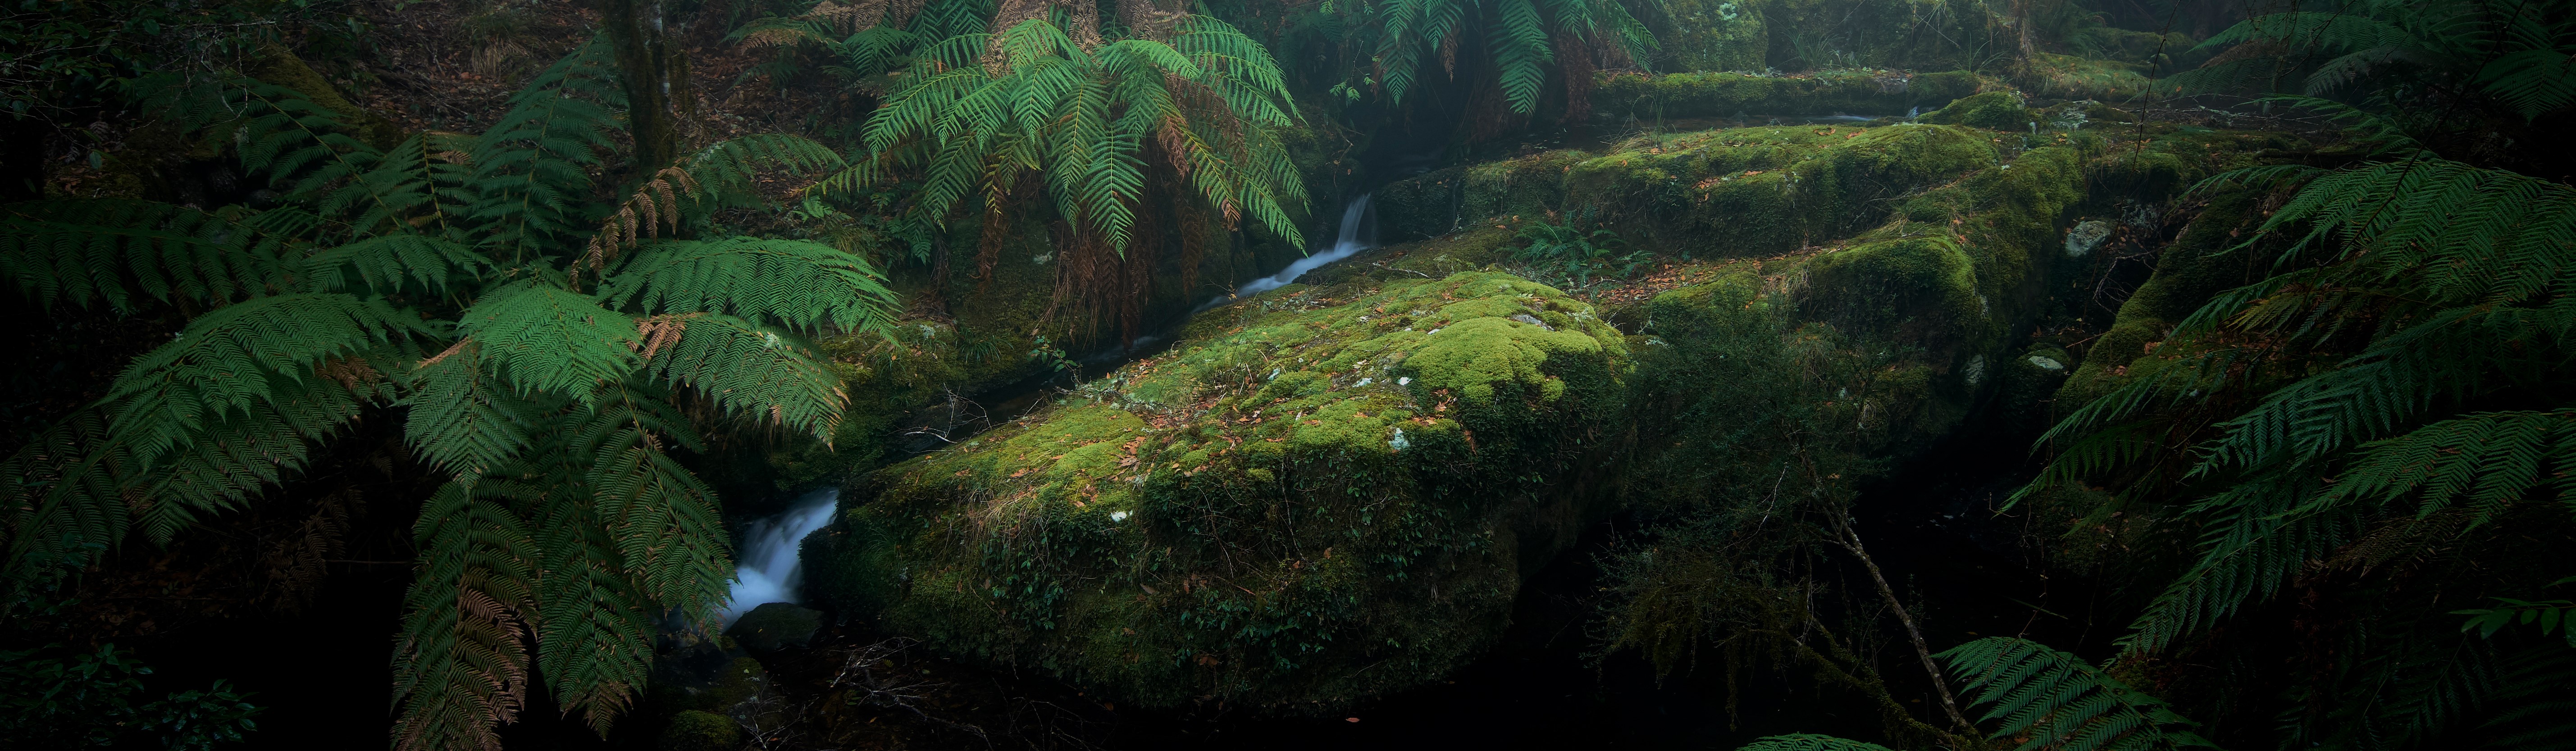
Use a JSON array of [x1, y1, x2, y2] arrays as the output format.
[[1235, 194, 1375, 297], [718, 488, 840, 623]]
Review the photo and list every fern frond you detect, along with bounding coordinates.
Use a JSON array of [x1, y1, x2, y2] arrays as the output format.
[[0, 200, 292, 312], [301, 233, 492, 295], [392, 480, 538, 751], [597, 237, 901, 333], [455, 280, 642, 402], [1733, 734, 1900, 751], [2319, 410, 2576, 525], [104, 293, 427, 463], [2119, 474, 2362, 655], [465, 38, 625, 261], [1940, 637, 2217, 751], [528, 478, 657, 736], [0, 412, 132, 591], [403, 341, 542, 477], [132, 359, 395, 543], [639, 313, 846, 438], [570, 385, 732, 625]]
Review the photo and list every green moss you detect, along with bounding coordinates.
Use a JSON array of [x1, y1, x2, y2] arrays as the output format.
[[1594, 69, 1981, 120], [1570, 123, 1996, 258], [812, 272, 1628, 711], [658, 710, 741, 751], [1919, 90, 2033, 130]]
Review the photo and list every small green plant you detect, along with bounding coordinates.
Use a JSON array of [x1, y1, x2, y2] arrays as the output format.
[[0, 643, 262, 750], [1028, 335, 1076, 375], [1516, 207, 1645, 289]]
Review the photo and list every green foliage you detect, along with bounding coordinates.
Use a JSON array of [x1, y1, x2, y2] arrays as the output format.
[[2018, 15, 2576, 750], [1939, 637, 2216, 751], [1734, 735, 1899, 751], [1514, 206, 1642, 287], [0, 40, 900, 751], [0, 642, 262, 750], [1358, 0, 1656, 113], [2458, 577, 2576, 648], [830, 15, 1307, 254]]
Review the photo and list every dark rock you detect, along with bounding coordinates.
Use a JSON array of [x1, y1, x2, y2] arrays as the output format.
[[723, 602, 823, 655]]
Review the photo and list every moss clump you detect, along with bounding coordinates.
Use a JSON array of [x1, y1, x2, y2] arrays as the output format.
[[1919, 90, 2033, 130], [808, 271, 1628, 711], [1593, 69, 1980, 120], [658, 710, 741, 751]]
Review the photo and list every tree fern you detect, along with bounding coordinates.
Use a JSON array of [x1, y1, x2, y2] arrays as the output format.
[[1360, 0, 1655, 114], [833, 15, 1307, 255], [2, 41, 902, 751], [1939, 637, 2217, 751]]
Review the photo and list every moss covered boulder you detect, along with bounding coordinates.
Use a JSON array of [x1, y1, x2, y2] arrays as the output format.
[[805, 272, 1629, 711]]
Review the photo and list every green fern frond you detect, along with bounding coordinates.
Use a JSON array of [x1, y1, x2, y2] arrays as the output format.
[[0, 200, 292, 312], [465, 38, 625, 261], [104, 293, 426, 460], [598, 237, 902, 334], [1733, 734, 1900, 751], [684, 133, 848, 197], [302, 233, 492, 295], [570, 386, 732, 625], [132, 363, 392, 543], [392, 480, 538, 751], [1940, 637, 2217, 751], [2317, 410, 2576, 524], [0, 412, 132, 593], [455, 280, 643, 403], [528, 482, 657, 736], [403, 341, 542, 477], [639, 314, 845, 438]]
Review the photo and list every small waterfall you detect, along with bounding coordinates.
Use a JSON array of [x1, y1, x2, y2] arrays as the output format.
[[718, 488, 840, 623], [1235, 194, 1376, 297]]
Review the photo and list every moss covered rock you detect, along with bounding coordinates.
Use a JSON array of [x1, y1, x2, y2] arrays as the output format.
[[1594, 69, 1980, 120], [807, 271, 1629, 711], [658, 710, 741, 751], [1919, 90, 2034, 130]]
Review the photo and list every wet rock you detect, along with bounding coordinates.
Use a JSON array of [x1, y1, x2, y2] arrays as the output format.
[[723, 602, 823, 655]]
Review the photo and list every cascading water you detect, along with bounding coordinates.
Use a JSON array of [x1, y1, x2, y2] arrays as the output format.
[[1235, 193, 1375, 297], [718, 488, 841, 623]]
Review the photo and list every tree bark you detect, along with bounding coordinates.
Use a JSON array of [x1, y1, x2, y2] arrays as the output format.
[[603, 0, 682, 172]]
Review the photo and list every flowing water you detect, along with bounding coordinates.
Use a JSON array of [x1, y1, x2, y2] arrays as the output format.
[[1228, 193, 1377, 299], [718, 487, 842, 623]]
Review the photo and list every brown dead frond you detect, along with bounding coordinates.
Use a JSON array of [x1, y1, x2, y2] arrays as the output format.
[[581, 166, 701, 281]]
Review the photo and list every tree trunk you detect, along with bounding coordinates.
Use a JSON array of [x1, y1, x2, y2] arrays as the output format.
[[603, 0, 684, 173]]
